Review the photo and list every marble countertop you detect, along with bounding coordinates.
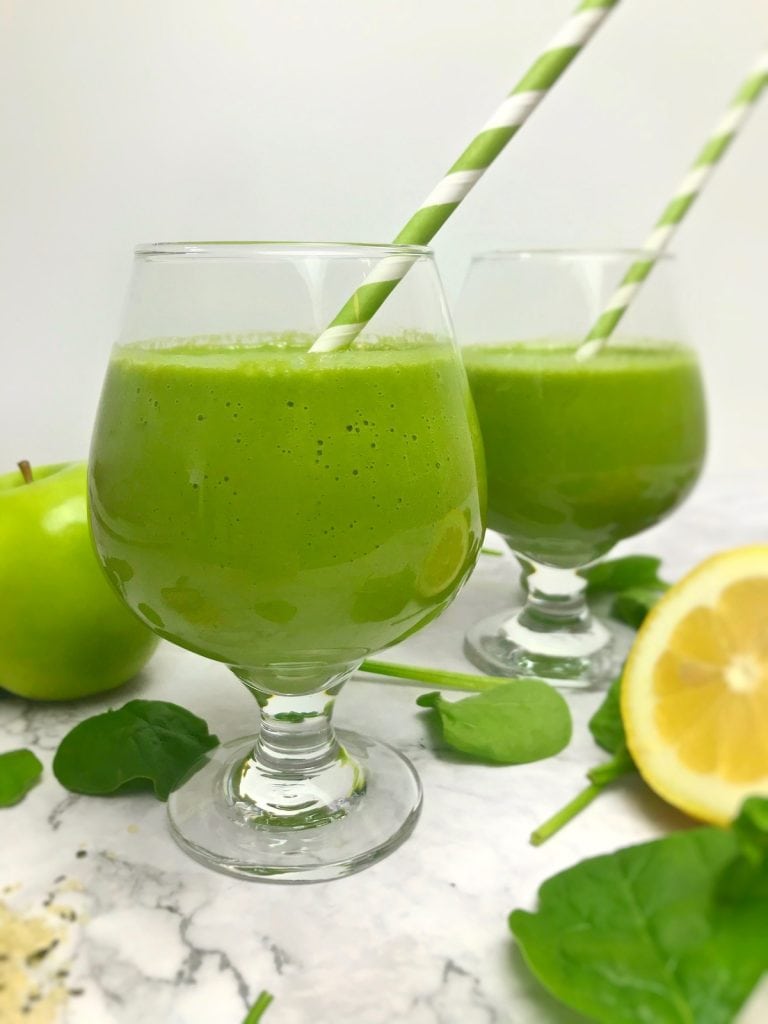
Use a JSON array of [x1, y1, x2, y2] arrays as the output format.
[[2, 473, 767, 1024]]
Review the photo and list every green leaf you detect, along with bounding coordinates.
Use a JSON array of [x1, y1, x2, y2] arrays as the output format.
[[588, 677, 628, 756], [242, 991, 273, 1023], [530, 679, 635, 845], [586, 676, 636, 784], [416, 681, 572, 765], [611, 585, 665, 629], [732, 794, 768, 857], [53, 700, 219, 801], [415, 691, 442, 709], [582, 555, 668, 596], [716, 796, 768, 904], [511, 820, 768, 1024], [582, 555, 669, 631], [0, 749, 43, 807]]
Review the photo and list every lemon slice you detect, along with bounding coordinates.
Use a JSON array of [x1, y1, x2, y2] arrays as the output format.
[[622, 545, 768, 825], [416, 510, 471, 599]]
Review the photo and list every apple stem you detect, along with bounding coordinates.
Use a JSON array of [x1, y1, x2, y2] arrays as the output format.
[[17, 460, 34, 484]]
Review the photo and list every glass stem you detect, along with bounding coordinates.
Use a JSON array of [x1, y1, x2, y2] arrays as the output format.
[[517, 561, 592, 635], [229, 664, 364, 825], [501, 558, 611, 660], [253, 690, 343, 774]]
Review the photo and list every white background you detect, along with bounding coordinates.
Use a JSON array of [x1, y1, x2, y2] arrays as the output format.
[[1, 0, 766, 475]]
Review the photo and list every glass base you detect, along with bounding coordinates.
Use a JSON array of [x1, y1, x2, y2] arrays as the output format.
[[167, 729, 422, 883], [464, 608, 633, 690]]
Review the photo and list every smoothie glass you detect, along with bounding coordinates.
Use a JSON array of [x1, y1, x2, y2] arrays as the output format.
[[89, 242, 484, 881], [457, 250, 706, 688]]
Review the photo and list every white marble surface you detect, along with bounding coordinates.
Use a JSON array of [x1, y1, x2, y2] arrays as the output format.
[[1, 473, 767, 1024]]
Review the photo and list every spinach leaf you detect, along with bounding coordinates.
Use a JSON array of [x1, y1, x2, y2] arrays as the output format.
[[512, 800, 768, 1024], [53, 700, 219, 801], [581, 555, 668, 630], [416, 681, 571, 765], [582, 555, 668, 596], [532, 557, 672, 844], [611, 585, 665, 629], [531, 678, 636, 845], [0, 748, 43, 807], [716, 796, 768, 904], [588, 677, 626, 754], [242, 991, 273, 1023], [732, 794, 768, 859]]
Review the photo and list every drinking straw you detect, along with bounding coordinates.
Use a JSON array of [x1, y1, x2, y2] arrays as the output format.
[[577, 48, 768, 360], [309, 0, 620, 353]]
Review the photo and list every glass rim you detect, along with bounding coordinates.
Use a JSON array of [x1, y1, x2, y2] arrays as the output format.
[[133, 240, 433, 260], [470, 248, 675, 262]]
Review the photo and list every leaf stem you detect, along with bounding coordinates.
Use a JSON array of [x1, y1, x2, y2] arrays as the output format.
[[481, 546, 504, 557], [17, 460, 34, 484], [242, 991, 274, 1023], [360, 659, 506, 693], [530, 781, 603, 846]]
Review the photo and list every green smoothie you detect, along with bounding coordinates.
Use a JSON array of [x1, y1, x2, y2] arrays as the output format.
[[89, 337, 483, 672], [462, 340, 706, 568]]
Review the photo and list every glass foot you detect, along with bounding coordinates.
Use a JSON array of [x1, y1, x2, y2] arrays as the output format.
[[464, 608, 633, 690], [167, 729, 422, 883]]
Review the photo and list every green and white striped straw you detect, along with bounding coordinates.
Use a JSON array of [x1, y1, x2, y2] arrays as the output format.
[[577, 48, 768, 360], [310, 0, 619, 353]]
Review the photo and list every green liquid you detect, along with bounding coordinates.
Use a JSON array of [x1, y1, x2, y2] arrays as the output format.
[[89, 338, 484, 672], [462, 341, 706, 567]]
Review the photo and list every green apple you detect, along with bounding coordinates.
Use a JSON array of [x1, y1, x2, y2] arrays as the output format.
[[0, 461, 158, 700]]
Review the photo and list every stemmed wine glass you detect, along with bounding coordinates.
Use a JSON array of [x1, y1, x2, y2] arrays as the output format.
[[89, 242, 484, 880], [456, 250, 706, 688]]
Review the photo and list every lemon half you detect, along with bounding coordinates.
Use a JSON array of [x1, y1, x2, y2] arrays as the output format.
[[622, 545, 768, 825]]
